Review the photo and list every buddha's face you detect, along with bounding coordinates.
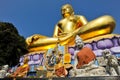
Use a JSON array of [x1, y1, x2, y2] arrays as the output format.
[[75, 39, 84, 49], [61, 4, 74, 18], [75, 35, 84, 49]]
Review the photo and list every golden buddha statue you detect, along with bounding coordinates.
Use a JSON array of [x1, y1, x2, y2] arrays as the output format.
[[26, 4, 116, 52]]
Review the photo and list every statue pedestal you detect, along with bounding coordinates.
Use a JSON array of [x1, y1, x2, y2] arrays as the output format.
[[2, 76, 120, 80]]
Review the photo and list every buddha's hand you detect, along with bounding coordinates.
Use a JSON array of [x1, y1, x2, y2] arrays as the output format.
[[26, 34, 41, 46], [58, 33, 68, 37]]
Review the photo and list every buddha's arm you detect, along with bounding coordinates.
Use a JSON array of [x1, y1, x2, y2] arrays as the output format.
[[78, 15, 88, 25], [53, 25, 59, 37], [28, 32, 74, 48], [53, 24, 63, 37]]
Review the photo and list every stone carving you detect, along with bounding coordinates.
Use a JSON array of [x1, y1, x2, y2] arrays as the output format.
[[102, 49, 120, 75], [71, 35, 108, 76], [0, 65, 9, 78]]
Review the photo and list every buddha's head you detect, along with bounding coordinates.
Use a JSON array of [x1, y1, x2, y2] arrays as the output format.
[[61, 4, 74, 18], [75, 35, 84, 50]]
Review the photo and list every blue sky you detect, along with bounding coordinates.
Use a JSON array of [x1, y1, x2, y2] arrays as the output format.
[[0, 0, 120, 38]]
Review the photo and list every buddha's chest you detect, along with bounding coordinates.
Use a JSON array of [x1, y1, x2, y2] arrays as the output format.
[[59, 17, 78, 33]]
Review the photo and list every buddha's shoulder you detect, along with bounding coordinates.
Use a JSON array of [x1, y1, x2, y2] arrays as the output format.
[[74, 15, 86, 19]]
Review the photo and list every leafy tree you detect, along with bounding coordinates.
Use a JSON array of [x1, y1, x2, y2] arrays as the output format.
[[0, 22, 28, 67]]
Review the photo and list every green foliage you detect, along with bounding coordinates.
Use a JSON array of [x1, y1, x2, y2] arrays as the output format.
[[0, 22, 28, 67]]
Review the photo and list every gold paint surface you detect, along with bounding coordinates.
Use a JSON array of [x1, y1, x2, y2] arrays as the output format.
[[26, 4, 116, 52]]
